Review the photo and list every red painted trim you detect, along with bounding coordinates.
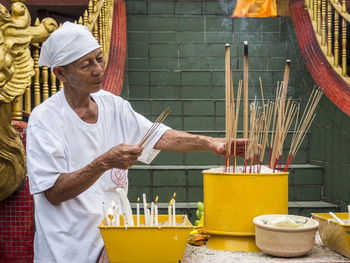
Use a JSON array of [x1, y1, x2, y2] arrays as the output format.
[[290, 0, 350, 116], [102, 0, 126, 96]]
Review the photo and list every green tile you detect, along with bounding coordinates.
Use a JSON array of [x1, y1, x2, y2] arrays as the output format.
[[128, 72, 149, 85], [233, 18, 261, 32], [151, 100, 182, 115], [148, 17, 177, 31], [294, 185, 322, 201], [262, 32, 280, 43], [206, 32, 233, 43], [323, 163, 333, 197], [128, 187, 151, 203], [215, 100, 225, 115], [185, 152, 221, 165], [150, 58, 178, 70], [188, 187, 204, 202], [148, 1, 174, 15], [149, 32, 176, 43], [212, 87, 225, 99], [236, 43, 267, 57], [249, 57, 267, 70], [129, 100, 150, 115], [153, 170, 186, 186], [126, 1, 147, 15], [128, 43, 149, 58], [208, 43, 232, 57], [178, 17, 204, 31], [175, 2, 202, 15], [208, 58, 225, 70], [153, 151, 184, 165], [293, 168, 323, 185], [151, 72, 180, 85], [151, 86, 181, 99], [127, 32, 148, 42], [182, 86, 212, 99], [128, 86, 149, 98], [234, 32, 261, 43], [184, 116, 215, 130], [184, 100, 214, 116], [161, 116, 183, 130], [150, 44, 178, 58], [179, 44, 208, 58], [153, 187, 187, 202], [178, 32, 205, 43], [332, 165, 350, 201], [188, 170, 203, 186], [212, 71, 225, 86], [203, 1, 229, 15], [129, 169, 151, 186], [206, 17, 232, 32], [268, 57, 287, 70], [180, 58, 208, 70], [267, 42, 288, 57], [261, 17, 281, 32], [181, 72, 211, 86], [127, 17, 148, 31]]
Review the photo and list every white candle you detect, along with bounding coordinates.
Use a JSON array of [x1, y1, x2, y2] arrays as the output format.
[[102, 202, 107, 226], [155, 204, 158, 226], [142, 193, 148, 226], [137, 203, 140, 227], [172, 199, 176, 226], [168, 205, 172, 225], [150, 202, 154, 226], [107, 207, 113, 226]]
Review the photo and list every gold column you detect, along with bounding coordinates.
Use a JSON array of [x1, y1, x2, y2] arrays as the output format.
[[33, 47, 41, 106], [334, 11, 339, 67], [317, 0, 321, 33], [327, 0, 332, 56], [11, 96, 22, 120], [42, 66, 49, 101], [342, 17, 347, 76], [84, 10, 88, 26], [321, 0, 326, 45], [51, 72, 57, 95], [313, 0, 317, 21]]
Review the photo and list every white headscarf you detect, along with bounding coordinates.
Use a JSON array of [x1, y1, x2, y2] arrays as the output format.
[[38, 22, 101, 68]]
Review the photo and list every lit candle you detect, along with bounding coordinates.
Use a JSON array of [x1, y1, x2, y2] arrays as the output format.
[[111, 200, 117, 226], [168, 204, 172, 225], [142, 193, 148, 226], [102, 202, 107, 226], [172, 192, 176, 226], [107, 207, 113, 226], [137, 197, 140, 227], [155, 196, 159, 226], [150, 202, 154, 226]]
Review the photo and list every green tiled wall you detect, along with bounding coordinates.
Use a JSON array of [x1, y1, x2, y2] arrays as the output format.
[[310, 97, 350, 211], [122, 0, 349, 207]]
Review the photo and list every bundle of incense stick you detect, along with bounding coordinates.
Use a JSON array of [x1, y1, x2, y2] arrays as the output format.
[[223, 44, 323, 173], [139, 107, 171, 146]]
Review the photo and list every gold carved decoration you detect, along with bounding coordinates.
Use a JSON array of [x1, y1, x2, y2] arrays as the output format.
[[0, 0, 58, 201]]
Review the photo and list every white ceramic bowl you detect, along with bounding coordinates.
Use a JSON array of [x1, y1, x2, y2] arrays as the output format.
[[253, 214, 319, 257]]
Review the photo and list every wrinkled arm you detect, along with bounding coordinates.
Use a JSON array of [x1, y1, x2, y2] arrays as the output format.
[[154, 129, 247, 156], [44, 144, 143, 205]]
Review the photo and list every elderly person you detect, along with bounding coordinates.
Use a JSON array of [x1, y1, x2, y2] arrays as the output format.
[[27, 22, 246, 263]]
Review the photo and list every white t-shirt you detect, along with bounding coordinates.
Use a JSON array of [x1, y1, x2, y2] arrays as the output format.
[[26, 89, 170, 263]]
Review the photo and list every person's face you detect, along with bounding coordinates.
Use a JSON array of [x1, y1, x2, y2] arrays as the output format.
[[59, 48, 105, 94]]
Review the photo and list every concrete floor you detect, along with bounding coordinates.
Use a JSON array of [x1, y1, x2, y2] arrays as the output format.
[[182, 233, 350, 263]]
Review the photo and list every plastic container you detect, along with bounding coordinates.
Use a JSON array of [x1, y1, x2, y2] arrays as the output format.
[[254, 214, 319, 257], [203, 169, 288, 251], [98, 214, 192, 263], [312, 212, 350, 258]]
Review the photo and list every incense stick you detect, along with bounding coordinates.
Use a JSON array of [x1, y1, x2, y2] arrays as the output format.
[[139, 107, 171, 147], [243, 41, 249, 139]]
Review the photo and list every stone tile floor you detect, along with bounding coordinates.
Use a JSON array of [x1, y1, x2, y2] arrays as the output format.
[[182, 233, 350, 263]]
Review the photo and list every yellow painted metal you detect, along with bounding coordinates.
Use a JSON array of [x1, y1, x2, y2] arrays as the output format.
[[203, 170, 288, 252], [98, 215, 192, 263], [312, 212, 350, 258]]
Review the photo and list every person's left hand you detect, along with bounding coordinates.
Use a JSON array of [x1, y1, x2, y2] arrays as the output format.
[[212, 138, 248, 158]]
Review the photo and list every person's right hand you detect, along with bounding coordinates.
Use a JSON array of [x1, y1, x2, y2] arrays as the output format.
[[103, 143, 143, 170]]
